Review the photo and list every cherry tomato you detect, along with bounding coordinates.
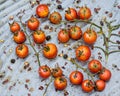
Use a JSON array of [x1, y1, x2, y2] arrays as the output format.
[[36, 4, 49, 18], [78, 6, 91, 20], [58, 29, 70, 43], [13, 31, 26, 44], [95, 80, 106, 91], [69, 71, 83, 85], [82, 80, 94, 92], [65, 8, 77, 21], [83, 29, 97, 44], [99, 68, 111, 81], [54, 77, 67, 90], [88, 59, 102, 73], [52, 67, 63, 78], [69, 26, 82, 40], [33, 30, 46, 44], [43, 43, 58, 59], [49, 12, 62, 24], [27, 16, 40, 30], [16, 44, 29, 58], [9, 22, 20, 33], [75, 45, 91, 61], [38, 65, 51, 79]]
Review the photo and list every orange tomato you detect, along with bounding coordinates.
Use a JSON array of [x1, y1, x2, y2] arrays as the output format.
[[95, 80, 106, 91], [9, 22, 20, 33], [52, 67, 63, 78]]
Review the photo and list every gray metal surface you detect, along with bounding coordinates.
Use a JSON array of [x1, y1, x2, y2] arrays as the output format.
[[0, 0, 120, 96]]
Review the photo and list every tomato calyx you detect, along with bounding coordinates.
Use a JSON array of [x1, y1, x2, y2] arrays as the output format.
[[78, 50, 84, 57], [59, 77, 66, 83], [86, 80, 94, 88], [18, 45, 24, 50], [44, 46, 50, 52]]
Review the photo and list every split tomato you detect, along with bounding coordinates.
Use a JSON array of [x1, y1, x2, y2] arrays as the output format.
[[95, 80, 106, 91], [38, 65, 51, 79], [13, 31, 26, 44], [43, 43, 58, 59], [33, 30, 46, 44], [9, 22, 20, 33], [16, 44, 29, 58], [75, 45, 91, 61], [69, 71, 83, 85], [58, 29, 70, 43]]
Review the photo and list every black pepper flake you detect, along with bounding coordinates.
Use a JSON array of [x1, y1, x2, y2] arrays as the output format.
[[94, 8, 101, 13], [57, 5, 63, 10], [100, 21, 104, 26], [46, 35, 51, 41], [62, 66, 65, 69], [39, 86, 44, 90], [63, 54, 68, 59], [11, 59, 15, 64], [25, 84, 29, 89], [64, 90, 69, 96]]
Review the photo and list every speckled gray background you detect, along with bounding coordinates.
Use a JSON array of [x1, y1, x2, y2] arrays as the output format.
[[0, 0, 120, 96]]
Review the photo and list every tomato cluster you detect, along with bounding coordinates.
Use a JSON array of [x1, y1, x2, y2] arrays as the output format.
[[9, 3, 112, 95]]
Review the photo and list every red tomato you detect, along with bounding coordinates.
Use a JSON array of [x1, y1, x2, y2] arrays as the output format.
[[65, 8, 77, 21], [9, 22, 20, 33], [95, 80, 106, 91], [49, 12, 62, 24], [75, 45, 91, 61], [82, 80, 94, 92], [88, 59, 102, 73], [99, 68, 111, 81], [43, 43, 58, 59], [54, 77, 67, 90], [27, 16, 40, 30], [69, 26, 82, 40], [78, 6, 91, 20], [36, 4, 49, 18], [33, 30, 46, 44], [52, 67, 63, 78], [38, 65, 51, 79], [69, 71, 83, 85], [58, 29, 70, 43], [83, 29, 97, 44], [13, 31, 26, 44], [16, 44, 29, 58]]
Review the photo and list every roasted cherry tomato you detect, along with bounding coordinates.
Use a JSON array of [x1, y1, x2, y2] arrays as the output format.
[[36, 4, 49, 18], [58, 29, 70, 43], [78, 6, 91, 20], [95, 80, 106, 91], [49, 12, 62, 24], [38, 65, 51, 79], [16, 44, 29, 58], [88, 59, 102, 73], [75, 45, 91, 61], [99, 68, 111, 82], [9, 22, 20, 33], [13, 31, 26, 44], [27, 16, 40, 30], [33, 30, 46, 44], [43, 43, 58, 59], [65, 8, 77, 21], [69, 26, 82, 40], [54, 77, 67, 90], [82, 80, 94, 92], [52, 67, 63, 78], [69, 71, 83, 85], [83, 29, 97, 44]]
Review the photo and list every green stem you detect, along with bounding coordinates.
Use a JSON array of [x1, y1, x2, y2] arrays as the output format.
[[111, 34, 120, 37], [109, 50, 120, 55]]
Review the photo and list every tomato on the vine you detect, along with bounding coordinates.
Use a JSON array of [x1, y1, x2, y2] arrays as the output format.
[[33, 30, 46, 44], [75, 45, 91, 61], [69, 26, 82, 40], [83, 29, 97, 44], [38, 65, 51, 79], [78, 6, 91, 20], [36, 4, 49, 18], [58, 29, 70, 43], [69, 71, 83, 85], [54, 77, 67, 90], [82, 80, 94, 92], [95, 80, 106, 91], [49, 12, 62, 24], [65, 8, 77, 21], [16, 44, 29, 58], [52, 67, 63, 78], [43, 43, 58, 59], [9, 22, 20, 33], [13, 31, 26, 44], [88, 59, 102, 73], [99, 68, 111, 81], [27, 16, 40, 30]]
